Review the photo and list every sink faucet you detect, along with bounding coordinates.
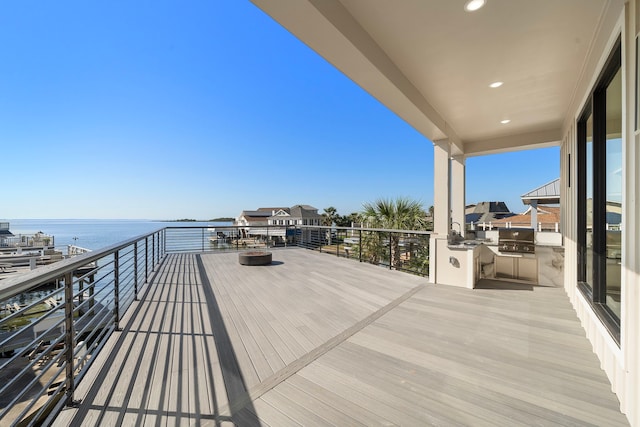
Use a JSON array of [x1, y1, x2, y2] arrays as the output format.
[[451, 222, 461, 235], [449, 222, 463, 243]]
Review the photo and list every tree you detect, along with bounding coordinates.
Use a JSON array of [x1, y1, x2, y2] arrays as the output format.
[[361, 197, 427, 230], [361, 197, 427, 268], [322, 206, 339, 226], [335, 212, 359, 227], [426, 205, 435, 231]]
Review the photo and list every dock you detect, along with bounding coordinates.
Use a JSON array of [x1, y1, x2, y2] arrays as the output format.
[[52, 248, 627, 426]]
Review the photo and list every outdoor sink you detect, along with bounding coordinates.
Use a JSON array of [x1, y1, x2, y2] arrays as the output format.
[[448, 232, 464, 245]]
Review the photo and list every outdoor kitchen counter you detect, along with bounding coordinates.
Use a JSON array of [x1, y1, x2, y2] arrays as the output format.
[[442, 237, 565, 288], [436, 239, 490, 289]]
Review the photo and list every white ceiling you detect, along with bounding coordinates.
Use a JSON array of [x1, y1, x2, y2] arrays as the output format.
[[252, 0, 623, 156]]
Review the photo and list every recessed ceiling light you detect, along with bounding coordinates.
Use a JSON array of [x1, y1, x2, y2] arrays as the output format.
[[501, 119, 511, 124], [464, 0, 486, 12], [489, 81, 503, 88]]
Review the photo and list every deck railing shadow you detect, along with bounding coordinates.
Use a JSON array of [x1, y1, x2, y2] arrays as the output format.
[[196, 254, 259, 425], [57, 254, 171, 426], [62, 253, 252, 426]]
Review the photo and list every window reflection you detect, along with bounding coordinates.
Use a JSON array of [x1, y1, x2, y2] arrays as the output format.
[[605, 67, 622, 319], [585, 113, 594, 291], [578, 39, 622, 338]]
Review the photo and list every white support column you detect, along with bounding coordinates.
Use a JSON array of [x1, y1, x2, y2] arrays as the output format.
[[432, 139, 451, 236], [429, 139, 451, 284], [451, 155, 466, 237], [530, 200, 538, 229]]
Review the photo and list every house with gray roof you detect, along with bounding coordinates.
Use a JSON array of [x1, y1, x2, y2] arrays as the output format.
[[465, 201, 515, 226], [235, 205, 323, 242]]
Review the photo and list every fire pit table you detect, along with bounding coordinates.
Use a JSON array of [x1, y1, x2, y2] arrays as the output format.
[[238, 251, 272, 266]]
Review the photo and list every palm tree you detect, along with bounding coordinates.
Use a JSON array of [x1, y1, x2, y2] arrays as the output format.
[[335, 212, 360, 227], [322, 206, 338, 226], [361, 197, 427, 268], [322, 206, 340, 246]]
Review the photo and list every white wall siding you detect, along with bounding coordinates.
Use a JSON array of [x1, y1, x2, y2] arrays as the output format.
[[561, 4, 640, 424]]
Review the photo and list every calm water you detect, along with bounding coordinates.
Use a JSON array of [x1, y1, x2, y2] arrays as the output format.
[[0, 219, 223, 307], [7, 219, 232, 252]]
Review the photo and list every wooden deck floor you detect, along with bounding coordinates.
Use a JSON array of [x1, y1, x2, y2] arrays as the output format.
[[54, 249, 628, 426]]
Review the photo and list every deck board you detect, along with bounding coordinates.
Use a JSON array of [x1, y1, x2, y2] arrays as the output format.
[[53, 248, 628, 426]]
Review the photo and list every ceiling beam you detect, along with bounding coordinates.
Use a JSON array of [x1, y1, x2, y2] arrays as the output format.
[[463, 128, 563, 157]]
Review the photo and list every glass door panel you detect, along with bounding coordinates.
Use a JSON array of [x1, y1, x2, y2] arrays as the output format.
[[585, 113, 594, 291], [605, 68, 622, 319]]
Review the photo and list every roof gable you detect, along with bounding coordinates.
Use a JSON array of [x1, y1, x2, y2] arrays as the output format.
[[521, 178, 561, 205], [271, 209, 290, 217]]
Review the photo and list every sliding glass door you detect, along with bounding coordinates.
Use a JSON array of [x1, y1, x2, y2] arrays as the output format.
[[577, 38, 622, 342]]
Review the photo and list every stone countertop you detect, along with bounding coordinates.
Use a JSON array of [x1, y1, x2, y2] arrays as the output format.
[[447, 240, 486, 250]]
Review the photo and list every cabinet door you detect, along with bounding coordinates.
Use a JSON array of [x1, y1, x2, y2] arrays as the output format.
[[518, 258, 538, 282], [495, 256, 515, 278]]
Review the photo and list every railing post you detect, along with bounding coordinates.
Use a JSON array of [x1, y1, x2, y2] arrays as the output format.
[[88, 272, 95, 316], [359, 229, 362, 263], [389, 232, 392, 270], [202, 227, 205, 252], [145, 237, 149, 282], [114, 250, 121, 330], [134, 241, 139, 301], [63, 271, 76, 406], [152, 234, 156, 270]]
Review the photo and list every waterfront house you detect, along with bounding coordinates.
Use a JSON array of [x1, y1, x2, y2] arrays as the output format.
[[234, 210, 272, 228], [270, 205, 324, 244], [267, 205, 322, 226], [235, 205, 322, 227], [233, 209, 275, 239], [252, 0, 640, 424], [234, 205, 323, 242]]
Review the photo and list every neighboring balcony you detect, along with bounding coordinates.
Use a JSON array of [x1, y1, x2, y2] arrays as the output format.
[[0, 226, 629, 426]]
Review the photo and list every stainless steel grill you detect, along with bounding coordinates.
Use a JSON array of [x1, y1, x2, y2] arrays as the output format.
[[498, 228, 535, 253]]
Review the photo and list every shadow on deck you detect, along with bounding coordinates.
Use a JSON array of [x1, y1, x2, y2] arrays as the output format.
[[54, 249, 628, 426]]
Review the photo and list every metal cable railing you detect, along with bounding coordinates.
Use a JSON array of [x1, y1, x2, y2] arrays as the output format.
[[293, 225, 431, 276], [0, 229, 165, 426]]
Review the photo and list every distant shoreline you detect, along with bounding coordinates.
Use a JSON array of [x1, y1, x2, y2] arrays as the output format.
[[159, 218, 235, 223]]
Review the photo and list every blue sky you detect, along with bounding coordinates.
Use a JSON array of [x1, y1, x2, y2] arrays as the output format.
[[1, 1, 558, 220]]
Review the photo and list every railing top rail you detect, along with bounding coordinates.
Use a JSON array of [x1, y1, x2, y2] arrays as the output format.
[[164, 225, 221, 229], [0, 227, 164, 302], [175, 224, 433, 235], [298, 225, 432, 235]]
